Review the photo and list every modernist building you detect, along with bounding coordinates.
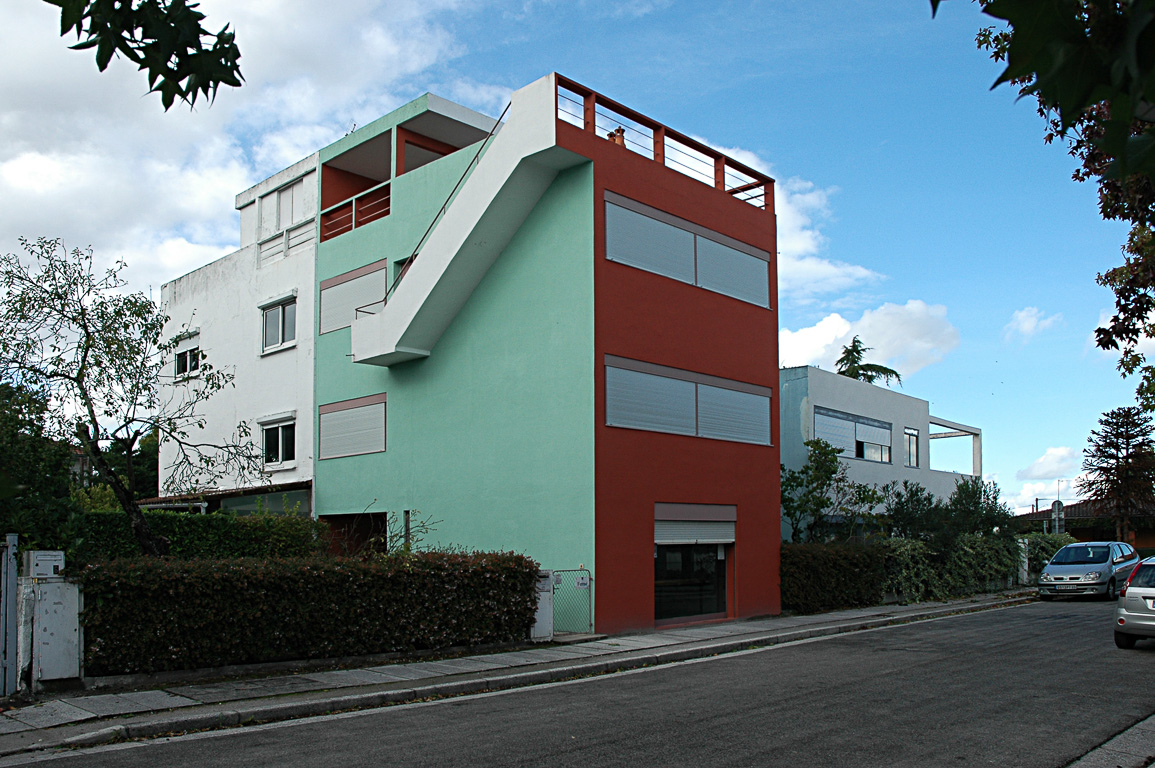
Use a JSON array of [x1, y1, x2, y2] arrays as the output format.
[[159, 155, 318, 515], [779, 365, 981, 539], [160, 73, 781, 633]]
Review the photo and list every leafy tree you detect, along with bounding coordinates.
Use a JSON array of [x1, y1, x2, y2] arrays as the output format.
[[43, 0, 243, 110], [0, 381, 83, 550], [0, 237, 264, 555], [885, 477, 1012, 552], [1076, 406, 1155, 541], [934, 1, 1155, 408], [834, 336, 902, 386], [103, 426, 159, 499], [781, 439, 882, 543]]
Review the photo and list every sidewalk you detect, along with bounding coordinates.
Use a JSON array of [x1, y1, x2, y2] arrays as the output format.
[[0, 590, 1053, 760]]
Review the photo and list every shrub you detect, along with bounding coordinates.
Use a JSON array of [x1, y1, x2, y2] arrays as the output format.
[[1021, 533, 1077, 581], [781, 542, 885, 614], [941, 534, 1021, 596], [75, 510, 330, 561], [880, 538, 946, 602], [77, 551, 540, 676]]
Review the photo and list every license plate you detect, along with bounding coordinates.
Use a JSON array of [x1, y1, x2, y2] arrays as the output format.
[[1057, 585, 1080, 591]]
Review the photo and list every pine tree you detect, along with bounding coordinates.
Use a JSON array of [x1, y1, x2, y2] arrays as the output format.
[[835, 336, 902, 387], [1077, 407, 1155, 542]]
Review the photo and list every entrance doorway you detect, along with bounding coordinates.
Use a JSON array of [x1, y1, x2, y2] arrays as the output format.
[[654, 543, 726, 621]]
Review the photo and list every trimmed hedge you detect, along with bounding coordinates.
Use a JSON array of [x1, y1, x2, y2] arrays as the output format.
[[1021, 533, 1076, 581], [77, 510, 330, 561], [77, 551, 539, 676], [780, 543, 885, 614], [783, 535, 1023, 613]]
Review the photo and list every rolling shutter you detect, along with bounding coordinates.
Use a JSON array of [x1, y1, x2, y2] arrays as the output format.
[[319, 402, 385, 459], [605, 366, 696, 436], [696, 384, 771, 445], [605, 203, 695, 284], [320, 267, 388, 334], [696, 237, 769, 308], [654, 520, 736, 544]]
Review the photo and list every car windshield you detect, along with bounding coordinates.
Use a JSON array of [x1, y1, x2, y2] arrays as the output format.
[[1050, 545, 1110, 565]]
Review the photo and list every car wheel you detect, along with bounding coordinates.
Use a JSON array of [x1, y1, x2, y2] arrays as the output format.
[[1115, 631, 1138, 650], [1107, 580, 1117, 600]]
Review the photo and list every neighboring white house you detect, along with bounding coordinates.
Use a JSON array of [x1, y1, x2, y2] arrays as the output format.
[[157, 154, 318, 514], [779, 365, 981, 538]]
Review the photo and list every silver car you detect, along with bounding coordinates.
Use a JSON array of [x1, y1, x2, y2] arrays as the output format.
[[1114, 557, 1155, 649], [1038, 541, 1139, 600]]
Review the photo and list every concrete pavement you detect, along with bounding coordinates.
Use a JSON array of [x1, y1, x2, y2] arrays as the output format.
[[0, 589, 1143, 766]]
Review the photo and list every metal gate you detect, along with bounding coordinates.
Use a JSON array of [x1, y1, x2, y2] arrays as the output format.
[[552, 569, 593, 634], [0, 534, 17, 695]]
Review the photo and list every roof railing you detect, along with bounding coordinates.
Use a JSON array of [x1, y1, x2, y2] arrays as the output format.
[[555, 75, 772, 210]]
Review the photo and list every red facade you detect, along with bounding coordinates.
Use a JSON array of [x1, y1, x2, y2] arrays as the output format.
[[555, 82, 781, 633]]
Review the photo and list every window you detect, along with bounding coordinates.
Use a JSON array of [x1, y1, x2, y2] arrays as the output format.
[[605, 193, 770, 308], [319, 394, 387, 459], [605, 356, 771, 445], [175, 347, 199, 376], [320, 261, 389, 333], [263, 422, 296, 465], [904, 428, 919, 468], [262, 299, 297, 351], [814, 406, 892, 464]]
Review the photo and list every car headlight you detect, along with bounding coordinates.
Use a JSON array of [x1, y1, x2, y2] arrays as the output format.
[[1082, 571, 1105, 581], [1040, 572, 1051, 581]]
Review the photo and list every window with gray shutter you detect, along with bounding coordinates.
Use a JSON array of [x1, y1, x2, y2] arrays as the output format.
[[695, 237, 769, 308], [696, 383, 771, 445], [605, 366, 696, 436], [605, 203, 695, 284], [319, 267, 388, 334], [319, 402, 386, 459], [654, 520, 736, 544], [814, 411, 855, 455], [855, 421, 891, 448]]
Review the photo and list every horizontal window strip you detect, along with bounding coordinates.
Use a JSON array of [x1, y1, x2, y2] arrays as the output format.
[[814, 405, 892, 432], [605, 355, 773, 398], [605, 191, 769, 260], [605, 358, 771, 446]]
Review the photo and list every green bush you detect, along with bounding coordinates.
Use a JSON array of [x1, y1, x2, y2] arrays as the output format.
[[780, 543, 886, 614], [1022, 533, 1076, 581], [941, 534, 1021, 596], [75, 510, 331, 561], [880, 538, 946, 602], [78, 551, 540, 676]]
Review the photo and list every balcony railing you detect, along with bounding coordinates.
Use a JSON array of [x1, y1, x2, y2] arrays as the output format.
[[320, 181, 392, 242], [556, 76, 772, 210]]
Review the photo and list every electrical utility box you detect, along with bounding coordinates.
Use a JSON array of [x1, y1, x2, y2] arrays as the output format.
[[24, 551, 65, 579]]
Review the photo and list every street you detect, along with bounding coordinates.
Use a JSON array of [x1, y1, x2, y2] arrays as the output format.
[[10, 600, 1155, 767]]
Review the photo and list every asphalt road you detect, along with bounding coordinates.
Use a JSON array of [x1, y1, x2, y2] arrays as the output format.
[[13, 600, 1155, 768]]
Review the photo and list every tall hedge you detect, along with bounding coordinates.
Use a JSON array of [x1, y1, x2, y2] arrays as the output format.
[[77, 552, 539, 676], [780, 543, 886, 614], [76, 510, 330, 561]]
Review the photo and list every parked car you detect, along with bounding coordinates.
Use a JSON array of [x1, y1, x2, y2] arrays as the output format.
[[1114, 557, 1155, 649], [1038, 541, 1139, 600]]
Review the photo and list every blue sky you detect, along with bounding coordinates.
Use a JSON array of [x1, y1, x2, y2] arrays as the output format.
[[0, 0, 1137, 512]]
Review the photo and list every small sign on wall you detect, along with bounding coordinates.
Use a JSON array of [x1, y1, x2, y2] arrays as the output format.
[[574, 573, 590, 590]]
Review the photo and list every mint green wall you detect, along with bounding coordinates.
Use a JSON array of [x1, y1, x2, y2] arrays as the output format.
[[314, 163, 596, 573]]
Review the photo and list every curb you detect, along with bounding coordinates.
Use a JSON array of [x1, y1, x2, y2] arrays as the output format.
[[9, 595, 1035, 757]]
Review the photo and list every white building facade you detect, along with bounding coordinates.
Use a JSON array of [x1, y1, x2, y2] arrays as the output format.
[[158, 155, 318, 513], [779, 366, 982, 537]]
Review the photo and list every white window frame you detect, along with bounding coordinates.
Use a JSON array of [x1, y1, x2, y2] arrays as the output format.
[[259, 413, 297, 470], [904, 427, 919, 468], [174, 347, 200, 379], [261, 294, 298, 354]]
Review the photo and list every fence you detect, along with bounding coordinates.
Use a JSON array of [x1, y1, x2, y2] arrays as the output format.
[[551, 568, 593, 634]]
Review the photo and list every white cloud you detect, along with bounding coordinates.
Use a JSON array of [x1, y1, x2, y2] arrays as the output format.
[[780, 300, 959, 376], [1015, 447, 1080, 481], [1003, 306, 1061, 343], [0, 0, 473, 294], [1007, 477, 1084, 515], [689, 138, 880, 303]]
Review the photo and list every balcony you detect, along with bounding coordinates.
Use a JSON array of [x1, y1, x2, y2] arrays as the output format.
[[555, 75, 773, 210]]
